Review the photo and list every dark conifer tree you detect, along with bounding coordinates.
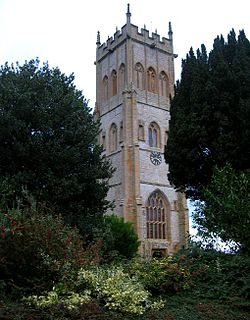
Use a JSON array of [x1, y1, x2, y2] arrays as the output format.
[[165, 29, 250, 199]]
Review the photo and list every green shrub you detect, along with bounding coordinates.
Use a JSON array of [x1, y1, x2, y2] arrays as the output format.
[[175, 245, 250, 299], [24, 265, 164, 316], [103, 214, 140, 259], [127, 257, 192, 294], [0, 206, 95, 298]]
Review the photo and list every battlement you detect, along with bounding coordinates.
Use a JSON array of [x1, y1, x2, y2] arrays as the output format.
[[96, 4, 173, 61]]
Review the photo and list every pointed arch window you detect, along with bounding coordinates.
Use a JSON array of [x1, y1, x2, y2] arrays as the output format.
[[146, 191, 168, 239], [159, 71, 169, 97], [111, 70, 117, 96], [147, 67, 157, 93], [119, 64, 125, 92], [103, 76, 108, 101], [109, 123, 118, 152], [148, 122, 160, 147], [135, 62, 145, 90]]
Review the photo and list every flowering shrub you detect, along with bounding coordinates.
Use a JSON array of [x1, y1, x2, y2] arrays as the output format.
[[23, 286, 91, 310], [24, 265, 165, 315]]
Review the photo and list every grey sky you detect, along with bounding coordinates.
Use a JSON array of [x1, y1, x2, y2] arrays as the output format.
[[0, 0, 249, 108]]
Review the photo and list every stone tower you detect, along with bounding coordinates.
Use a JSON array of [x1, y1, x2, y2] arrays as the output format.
[[95, 4, 189, 256]]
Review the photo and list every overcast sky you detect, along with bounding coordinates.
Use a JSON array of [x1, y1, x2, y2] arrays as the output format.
[[0, 0, 249, 108]]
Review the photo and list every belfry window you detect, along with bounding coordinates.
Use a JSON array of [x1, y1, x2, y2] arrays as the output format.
[[135, 62, 145, 90], [148, 122, 160, 147], [146, 191, 167, 239], [159, 71, 169, 97], [147, 67, 157, 93], [109, 123, 118, 152]]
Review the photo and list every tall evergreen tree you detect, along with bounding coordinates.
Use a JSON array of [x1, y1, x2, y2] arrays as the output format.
[[0, 59, 114, 236], [165, 29, 250, 199]]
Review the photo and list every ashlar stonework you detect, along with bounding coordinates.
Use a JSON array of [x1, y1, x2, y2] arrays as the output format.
[[95, 4, 189, 256]]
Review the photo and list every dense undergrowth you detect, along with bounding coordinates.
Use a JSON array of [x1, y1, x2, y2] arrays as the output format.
[[1, 207, 250, 320]]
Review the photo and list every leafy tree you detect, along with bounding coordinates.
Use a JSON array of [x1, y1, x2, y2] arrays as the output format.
[[104, 214, 140, 259], [193, 164, 250, 254], [0, 59, 114, 236], [165, 30, 250, 199]]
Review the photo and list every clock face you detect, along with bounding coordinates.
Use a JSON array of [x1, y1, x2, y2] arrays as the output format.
[[150, 151, 162, 166]]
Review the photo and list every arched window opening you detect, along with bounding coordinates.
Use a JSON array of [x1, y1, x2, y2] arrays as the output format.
[[148, 122, 160, 147], [147, 67, 157, 93], [159, 71, 169, 97], [135, 63, 145, 90], [103, 76, 108, 101], [119, 64, 125, 92], [146, 191, 167, 240], [138, 120, 145, 140], [111, 70, 117, 96], [109, 123, 117, 152]]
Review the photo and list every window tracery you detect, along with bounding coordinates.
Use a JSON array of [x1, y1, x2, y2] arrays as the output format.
[[147, 67, 157, 93], [148, 122, 160, 147], [135, 62, 145, 90], [146, 191, 168, 239], [159, 71, 169, 97]]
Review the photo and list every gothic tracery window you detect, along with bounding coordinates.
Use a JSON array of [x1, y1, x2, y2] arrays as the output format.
[[147, 67, 157, 93], [148, 122, 160, 147], [146, 191, 167, 239], [109, 123, 118, 152], [159, 71, 169, 97], [135, 62, 145, 90]]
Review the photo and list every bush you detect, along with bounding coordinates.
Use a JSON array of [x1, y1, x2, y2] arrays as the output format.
[[127, 257, 192, 294], [175, 244, 250, 299], [103, 214, 140, 259], [24, 265, 164, 316], [0, 206, 98, 298]]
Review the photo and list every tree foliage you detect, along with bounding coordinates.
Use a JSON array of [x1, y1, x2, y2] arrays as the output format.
[[165, 30, 250, 199], [193, 164, 250, 254], [104, 214, 140, 259], [0, 59, 114, 236]]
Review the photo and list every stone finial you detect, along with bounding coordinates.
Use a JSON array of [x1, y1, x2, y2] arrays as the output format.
[[126, 3, 131, 24], [168, 21, 173, 40], [127, 3, 130, 14], [96, 31, 100, 46]]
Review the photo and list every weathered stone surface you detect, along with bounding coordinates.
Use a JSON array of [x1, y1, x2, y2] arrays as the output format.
[[95, 7, 189, 256]]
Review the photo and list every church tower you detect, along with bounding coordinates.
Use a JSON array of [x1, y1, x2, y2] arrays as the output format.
[[95, 4, 189, 256]]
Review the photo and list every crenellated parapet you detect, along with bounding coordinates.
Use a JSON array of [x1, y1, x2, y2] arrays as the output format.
[[96, 5, 175, 62]]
